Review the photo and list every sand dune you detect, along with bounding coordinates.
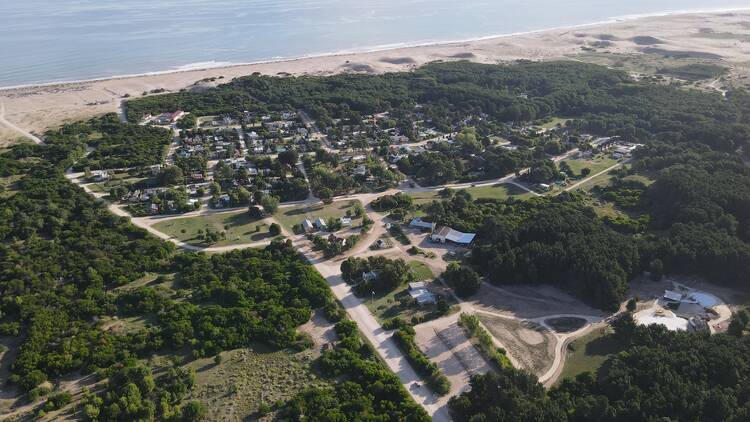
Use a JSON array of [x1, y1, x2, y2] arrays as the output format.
[[3, 10, 750, 145]]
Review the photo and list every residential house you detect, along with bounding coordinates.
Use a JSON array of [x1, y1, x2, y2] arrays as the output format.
[[408, 286, 436, 305], [90, 170, 109, 182]]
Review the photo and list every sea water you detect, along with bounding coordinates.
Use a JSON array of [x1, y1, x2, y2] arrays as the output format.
[[1, 0, 748, 87]]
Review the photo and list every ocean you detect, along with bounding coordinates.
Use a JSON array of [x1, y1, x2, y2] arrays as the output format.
[[1, 0, 749, 88]]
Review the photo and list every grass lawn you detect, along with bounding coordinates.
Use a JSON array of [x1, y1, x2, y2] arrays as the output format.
[[153, 210, 276, 247], [365, 286, 435, 324], [573, 166, 655, 193], [409, 260, 435, 281], [463, 183, 535, 201], [274, 199, 362, 232], [539, 117, 571, 130], [590, 200, 630, 220], [408, 191, 440, 206], [365, 263, 455, 324], [86, 171, 148, 193], [557, 326, 623, 383], [622, 173, 656, 186], [563, 155, 619, 177], [571, 171, 615, 192], [188, 345, 330, 421]]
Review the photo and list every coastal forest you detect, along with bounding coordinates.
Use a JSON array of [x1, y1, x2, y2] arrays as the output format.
[[124, 59, 750, 311], [0, 157, 426, 418], [449, 315, 750, 421], [1, 59, 750, 419]]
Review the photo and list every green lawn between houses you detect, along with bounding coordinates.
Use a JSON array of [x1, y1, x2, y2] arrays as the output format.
[[153, 210, 275, 247], [274, 199, 362, 232]]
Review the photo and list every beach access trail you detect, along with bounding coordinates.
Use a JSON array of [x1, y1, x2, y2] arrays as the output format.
[[0, 100, 42, 144]]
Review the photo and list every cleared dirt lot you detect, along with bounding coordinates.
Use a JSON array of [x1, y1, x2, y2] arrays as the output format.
[[477, 314, 557, 378], [414, 315, 492, 398], [468, 283, 605, 320]]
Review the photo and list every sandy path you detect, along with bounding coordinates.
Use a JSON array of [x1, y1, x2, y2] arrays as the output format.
[[0, 100, 42, 144], [63, 168, 450, 420]]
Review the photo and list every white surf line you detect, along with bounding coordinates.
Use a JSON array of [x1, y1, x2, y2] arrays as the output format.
[[0, 100, 43, 144]]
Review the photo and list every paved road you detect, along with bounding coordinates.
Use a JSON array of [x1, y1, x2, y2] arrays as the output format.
[[62, 140, 626, 419]]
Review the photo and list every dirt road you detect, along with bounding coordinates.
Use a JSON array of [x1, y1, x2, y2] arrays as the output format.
[[0, 100, 42, 144]]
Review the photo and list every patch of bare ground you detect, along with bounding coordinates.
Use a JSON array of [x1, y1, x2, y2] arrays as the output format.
[[298, 310, 338, 350], [188, 312, 336, 421], [477, 314, 556, 378], [413, 316, 492, 398], [189, 345, 330, 421], [468, 282, 605, 320]]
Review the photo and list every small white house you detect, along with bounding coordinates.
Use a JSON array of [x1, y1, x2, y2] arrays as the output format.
[[314, 217, 327, 230], [410, 218, 436, 231], [302, 219, 314, 232], [340, 217, 352, 226], [90, 170, 109, 182]]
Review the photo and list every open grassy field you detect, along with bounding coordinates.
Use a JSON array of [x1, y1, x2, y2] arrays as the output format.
[[538, 117, 571, 130], [187, 344, 330, 421], [563, 155, 619, 177], [408, 191, 440, 206], [153, 210, 275, 247], [463, 183, 535, 201], [557, 326, 622, 384], [410, 183, 533, 205], [85, 170, 148, 193], [274, 199, 361, 232]]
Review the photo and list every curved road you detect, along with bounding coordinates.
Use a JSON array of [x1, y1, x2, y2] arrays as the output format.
[[60, 141, 625, 420]]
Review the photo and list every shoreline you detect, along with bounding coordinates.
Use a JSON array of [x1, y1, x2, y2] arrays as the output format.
[[2, 5, 750, 92], [4, 8, 750, 143]]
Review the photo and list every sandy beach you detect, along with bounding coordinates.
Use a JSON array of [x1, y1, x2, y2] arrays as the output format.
[[3, 9, 750, 145]]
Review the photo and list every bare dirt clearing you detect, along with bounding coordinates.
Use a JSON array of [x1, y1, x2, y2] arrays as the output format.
[[468, 283, 605, 320], [413, 315, 492, 398], [477, 314, 557, 378]]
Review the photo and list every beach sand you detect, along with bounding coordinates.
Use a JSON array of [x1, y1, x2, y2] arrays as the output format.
[[2, 10, 750, 145]]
